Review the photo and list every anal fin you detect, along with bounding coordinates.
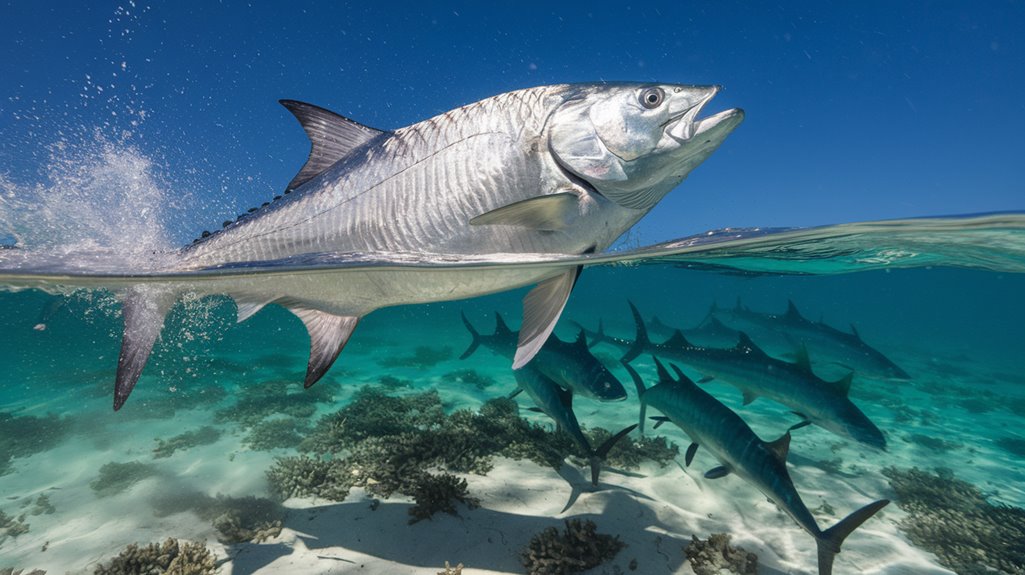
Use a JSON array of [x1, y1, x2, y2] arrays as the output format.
[[287, 305, 359, 388], [512, 266, 582, 369], [114, 287, 175, 411]]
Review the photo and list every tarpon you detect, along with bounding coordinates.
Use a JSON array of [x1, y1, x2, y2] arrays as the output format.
[[513, 363, 635, 486], [711, 299, 910, 380], [624, 359, 889, 575], [59, 82, 741, 410], [574, 312, 740, 350], [622, 302, 887, 449], [461, 312, 627, 401]]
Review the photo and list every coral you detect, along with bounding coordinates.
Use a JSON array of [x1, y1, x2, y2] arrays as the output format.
[[90, 461, 159, 497], [378, 345, 453, 369], [586, 428, 679, 469], [684, 533, 758, 575], [298, 387, 446, 454], [883, 467, 1025, 574], [152, 427, 222, 459], [0, 411, 70, 465], [407, 473, 480, 524], [29, 494, 55, 516], [242, 418, 308, 451], [92, 538, 216, 575], [0, 510, 30, 548], [1, 570, 46, 575], [520, 519, 625, 575], [443, 369, 495, 390], [149, 492, 283, 544], [996, 437, 1025, 458], [436, 562, 463, 575], [214, 380, 339, 429], [265, 456, 352, 501]]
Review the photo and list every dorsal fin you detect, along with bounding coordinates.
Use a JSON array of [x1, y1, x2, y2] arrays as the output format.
[[494, 312, 514, 337], [785, 300, 807, 322], [280, 100, 385, 191], [663, 329, 692, 349], [734, 332, 767, 356], [574, 329, 589, 349], [765, 431, 792, 463], [668, 363, 698, 387], [653, 356, 675, 385], [832, 372, 854, 396], [849, 323, 863, 341], [793, 344, 813, 373]]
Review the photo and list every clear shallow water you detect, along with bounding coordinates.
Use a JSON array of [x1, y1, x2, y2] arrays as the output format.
[[1, 217, 1024, 574]]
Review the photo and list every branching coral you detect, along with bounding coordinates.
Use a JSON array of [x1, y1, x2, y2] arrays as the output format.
[[152, 426, 222, 459], [242, 418, 308, 451], [684, 533, 758, 575], [214, 380, 339, 429], [520, 519, 625, 575], [90, 461, 159, 498], [407, 473, 480, 524], [92, 538, 217, 575], [149, 492, 283, 544], [883, 467, 1025, 575]]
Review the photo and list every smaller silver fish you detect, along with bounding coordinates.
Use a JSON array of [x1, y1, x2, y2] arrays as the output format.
[[625, 359, 888, 575]]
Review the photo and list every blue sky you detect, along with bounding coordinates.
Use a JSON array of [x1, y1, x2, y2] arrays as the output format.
[[1, 1, 1023, 245]]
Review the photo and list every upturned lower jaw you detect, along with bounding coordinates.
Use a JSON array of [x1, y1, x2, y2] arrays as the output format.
[[667, 90, 718, 142]]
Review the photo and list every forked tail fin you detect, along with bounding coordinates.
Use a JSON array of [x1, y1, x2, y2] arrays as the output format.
[[620, 301, 650, 364], [816, 499, 889, 575], [621, 361, 648, 435], [588, 423, 638, 486], [459, 312, 481, 360]]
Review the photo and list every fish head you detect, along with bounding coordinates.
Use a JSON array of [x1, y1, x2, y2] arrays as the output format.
[[587, 362, 629, 401], [549, 83, 744, 210]]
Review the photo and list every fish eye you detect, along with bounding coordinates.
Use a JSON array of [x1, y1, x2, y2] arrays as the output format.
[[640, 87, 664, 109]]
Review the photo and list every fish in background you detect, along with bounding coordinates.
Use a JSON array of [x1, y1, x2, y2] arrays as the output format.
[[624, 359, 889, 575], [512, 363, 635, 486], [15, 82, 740, 411], [622, 302, 887, 450], [710, 299, 910, 381], [460, 312, 627, 402], [573, 312, 740, 351]]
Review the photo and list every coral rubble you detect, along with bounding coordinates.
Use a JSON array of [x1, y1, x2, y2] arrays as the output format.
[[443, 369, 495, 390], [884, 466, 1025, 575], [586, 428, 679, 469], [152, 426, 222, 459], [520, 519, 625, 575], [0, 411, 70, 473], [90, 461, 159, 497], [92, 538, 217, 575], [29, 494, 55, 516], [684, 533, 758, 575]]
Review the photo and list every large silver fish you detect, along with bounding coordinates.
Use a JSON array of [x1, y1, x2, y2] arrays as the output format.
[[87, 83, 743, 410]]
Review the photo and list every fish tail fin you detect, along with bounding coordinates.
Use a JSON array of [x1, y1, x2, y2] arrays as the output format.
[[620, 301, 649, 364], [588, 423, 638, 486], [620, 361, 648, 435], [816, 499, 890, 575], [114, 287, 176, 411], [459, 312, 481, 360]]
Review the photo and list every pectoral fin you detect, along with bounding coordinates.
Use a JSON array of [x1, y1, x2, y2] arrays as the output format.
[[469, 192, 579, 231], [649, 416, 671, 430], [704, 466, 731, 479], [685, 442, 699, 467], [512, 266, 582, 369], [286, 305, 359, 388]]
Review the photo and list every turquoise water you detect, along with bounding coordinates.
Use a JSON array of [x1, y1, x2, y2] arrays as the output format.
[[1, 218, 1024, 574]]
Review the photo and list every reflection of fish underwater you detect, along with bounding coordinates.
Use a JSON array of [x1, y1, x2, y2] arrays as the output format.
[[0, 82, 744, 411], [625, 359, 889, 575]]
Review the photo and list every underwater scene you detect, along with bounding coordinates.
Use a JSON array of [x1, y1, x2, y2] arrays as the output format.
[[2, 222, 1025, 574], [2, 2, 1025, 575]]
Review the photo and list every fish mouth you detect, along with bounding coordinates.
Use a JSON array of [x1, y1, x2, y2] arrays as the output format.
[[666, 86, 744, 144]]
